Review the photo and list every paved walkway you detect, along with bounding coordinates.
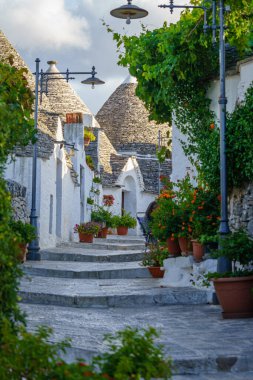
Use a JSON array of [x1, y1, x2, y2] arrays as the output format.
[[20, 236, 253, 379]]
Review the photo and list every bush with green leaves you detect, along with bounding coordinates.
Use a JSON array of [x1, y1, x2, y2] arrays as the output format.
[[111, 211, 137, 229], [9, 220, 36, 244], [93, 326, 172, 380]]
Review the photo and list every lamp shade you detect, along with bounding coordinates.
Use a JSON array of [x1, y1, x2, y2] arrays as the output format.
[[81, 76, 105, 88], [110, 2, 148, 22]]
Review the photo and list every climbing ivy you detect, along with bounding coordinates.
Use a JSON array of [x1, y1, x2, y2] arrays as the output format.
[[107, 0, 253, 191]]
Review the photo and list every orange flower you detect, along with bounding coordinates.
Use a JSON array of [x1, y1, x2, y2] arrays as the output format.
[[210, 123, 215, 130]]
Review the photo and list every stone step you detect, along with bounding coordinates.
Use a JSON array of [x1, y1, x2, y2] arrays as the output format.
[[41, 248, 144, 263], [19, 276, 210, 308], [23, 260, 149, 279], [60, 241, 145, 251], [96, 236, 146, 244], [21, 303, 253, 376]]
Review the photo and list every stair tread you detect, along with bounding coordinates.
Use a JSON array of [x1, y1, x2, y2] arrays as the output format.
[[24, 260, 144, 271]]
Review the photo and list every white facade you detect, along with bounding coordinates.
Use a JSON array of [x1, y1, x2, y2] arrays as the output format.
[[5, 113, 94, 249], [171, 57, 253, 182]]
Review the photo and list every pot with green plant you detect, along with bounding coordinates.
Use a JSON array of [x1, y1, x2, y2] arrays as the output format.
[[84, 128, 96, 147], [112, 211, 137, 236], [91, 207, 113, 238], [205, 230, 253, 319], [142, 243, 169, 278], [86, 155, 95, 171], [10, 220, 36, 262], [73, 222, 100, 243]]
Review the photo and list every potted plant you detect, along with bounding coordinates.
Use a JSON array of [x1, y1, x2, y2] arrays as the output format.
[[10, 220, 36, 262], [86, 155, 95, 171], [93, 176, 102, 184], [205, 230, 253, 319], [111, 211, 137, 236], [91, 207, 113, 238], [150, 180, 181, 256], [84, 128, 96, 146], [142, 243, 169, 278], [73, 222, 101, 243]]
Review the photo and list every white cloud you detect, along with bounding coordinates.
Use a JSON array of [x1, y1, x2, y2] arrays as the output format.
[[0, 0, 91, 51]]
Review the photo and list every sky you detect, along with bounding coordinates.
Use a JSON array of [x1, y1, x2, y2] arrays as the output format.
[[0, 0, 189, 115]]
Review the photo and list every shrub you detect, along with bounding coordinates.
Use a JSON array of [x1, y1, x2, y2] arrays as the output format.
[[93, 326, 172, 380], [111, 211, 137, 228]]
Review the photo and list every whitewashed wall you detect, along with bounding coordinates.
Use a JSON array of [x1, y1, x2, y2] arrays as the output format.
[[171, 57, 253, 182]]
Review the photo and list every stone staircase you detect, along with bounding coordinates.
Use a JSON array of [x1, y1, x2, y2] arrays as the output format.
[[19, 235, 253, 379]]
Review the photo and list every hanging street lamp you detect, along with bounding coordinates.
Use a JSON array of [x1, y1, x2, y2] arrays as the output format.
[[110, 0, 148, 24]]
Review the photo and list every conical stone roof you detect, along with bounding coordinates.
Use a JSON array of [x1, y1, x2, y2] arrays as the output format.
[[96, 76, 169, 155], [44, 61, 91, 120]]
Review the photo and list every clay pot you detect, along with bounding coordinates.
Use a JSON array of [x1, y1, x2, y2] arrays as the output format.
[[98, 227, 108, 239], [117, 226, 128, 235], [167, 237, 181, 256], [148, 267, 164, 278], [84, 137, 90, 147], [192, 240, 204, 262], [18, 243, 27, 263], [178, 237, 192, 256], [79, 232, 93, 243], [213, 276, 253, 319]]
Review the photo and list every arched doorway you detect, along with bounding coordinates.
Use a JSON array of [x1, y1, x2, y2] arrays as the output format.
[[122, 176, 137, 235]]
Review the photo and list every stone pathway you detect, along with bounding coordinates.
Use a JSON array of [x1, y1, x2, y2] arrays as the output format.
[[19, 235, 253, 379]]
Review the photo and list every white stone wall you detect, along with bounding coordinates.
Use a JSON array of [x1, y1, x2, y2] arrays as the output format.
[[171, 57, 253, 182]]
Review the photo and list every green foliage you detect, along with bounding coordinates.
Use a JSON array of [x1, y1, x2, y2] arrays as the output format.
[[93, 176, 102, 184], [142, 243, 170, 267], [214, 230, 253, 269], [0, 61, 34, 168], [0, 61, 34, 330], [91, 207, 113, 228], [107, 1, 253, 191], [84, 128, 96, 142], [111, 211, 137, 228], [93, 326, 172, 380], [9, 220, 36, 243], [0, 320, 110, 380], [86, 155, 95, 171]]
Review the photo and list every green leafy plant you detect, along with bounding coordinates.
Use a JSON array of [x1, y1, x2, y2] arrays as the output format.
[[93, 326, 172, 380], [86, 155, 95, 171], [91, 207, 113, 228], [142, 243, 170, 267], [111, 211, 137, 229], [10, 220, 36, 244], [84, 128, 96, 142], [93, 176, 102, 184], [87, 197, 94, 205], [73, 222, 101, 235]]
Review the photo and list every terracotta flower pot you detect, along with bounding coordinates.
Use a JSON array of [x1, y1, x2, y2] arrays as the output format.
[[178, 237, 192, 256], [213, 276, 253, 319], [18, 243, 27, 263], [192, 240, 204, 262], [98, 227, 108, 239], [79, 232, 93, 243], [117, 226, 128, 235], [167, 237, 181, 256], [84, 137, 90, 146], [148, 266, 164, 278]]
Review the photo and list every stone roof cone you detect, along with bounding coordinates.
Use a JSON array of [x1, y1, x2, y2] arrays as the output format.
[[44, 60, 91, 120], [96, 75, 169, 155]]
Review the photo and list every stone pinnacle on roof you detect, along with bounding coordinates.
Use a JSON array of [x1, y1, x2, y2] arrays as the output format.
[[43, 60, 91, 119]]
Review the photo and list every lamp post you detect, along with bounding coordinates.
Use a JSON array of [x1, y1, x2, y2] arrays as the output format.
[[110, 0, 232, 273], [27, 59, 104, 260]]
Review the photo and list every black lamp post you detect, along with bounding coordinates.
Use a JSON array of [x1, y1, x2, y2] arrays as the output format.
[[27, 59, 105, 260], [110, 0, 232, 273]]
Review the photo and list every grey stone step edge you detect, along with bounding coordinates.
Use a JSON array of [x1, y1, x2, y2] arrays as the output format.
[[60, 243, 145, 251], [23, 266, 150, 279], [41, 250, 144, 262], [19, 289, 210, 308]]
